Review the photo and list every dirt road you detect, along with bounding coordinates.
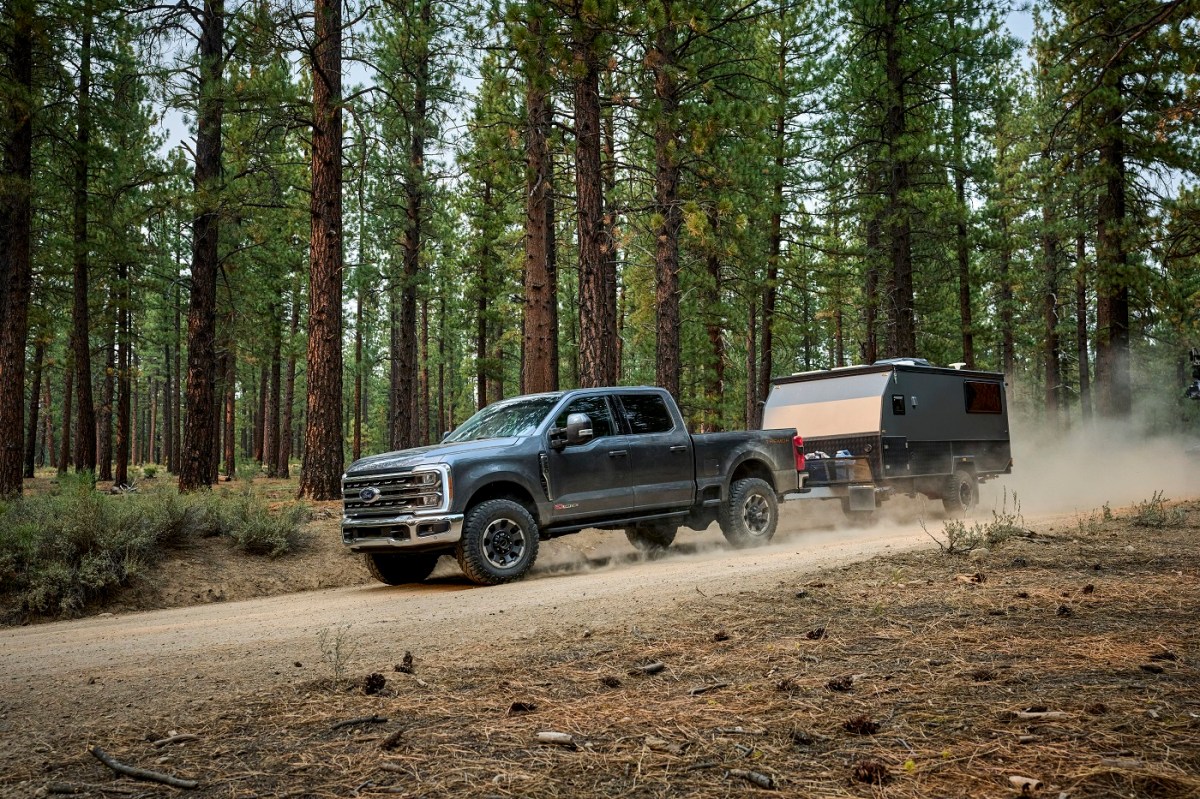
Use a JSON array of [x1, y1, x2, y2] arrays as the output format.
[[0, 502, 950, 717]]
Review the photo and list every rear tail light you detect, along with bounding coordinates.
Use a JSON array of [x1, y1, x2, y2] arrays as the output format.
[[793, 434, 806, 471]]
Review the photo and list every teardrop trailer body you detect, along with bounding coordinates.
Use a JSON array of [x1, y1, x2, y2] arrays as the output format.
[[762, 360, 1012, 518]]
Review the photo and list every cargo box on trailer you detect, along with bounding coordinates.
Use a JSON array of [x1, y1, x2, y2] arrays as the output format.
[[762, 359, 1012, 520]]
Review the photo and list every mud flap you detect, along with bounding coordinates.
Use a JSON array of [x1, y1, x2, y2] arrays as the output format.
[[847, 485, 876, 512]]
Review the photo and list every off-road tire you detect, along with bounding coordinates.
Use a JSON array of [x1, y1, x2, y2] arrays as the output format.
[[624, 522, 678, 554], [365, 552, 440, 586], [456, 499, 540, 586], [719, 477, 779, 548], [942, 469, 977, 515]]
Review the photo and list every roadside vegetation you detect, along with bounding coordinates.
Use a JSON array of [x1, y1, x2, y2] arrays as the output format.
[[0, 472, 310, 619]]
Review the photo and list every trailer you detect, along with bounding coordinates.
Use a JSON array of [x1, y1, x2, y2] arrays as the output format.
[[762, 359, 1012, 520]]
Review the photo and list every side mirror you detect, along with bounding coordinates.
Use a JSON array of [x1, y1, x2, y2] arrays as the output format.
[[564, 412, 594, 445], [441, 431, 451, 442]]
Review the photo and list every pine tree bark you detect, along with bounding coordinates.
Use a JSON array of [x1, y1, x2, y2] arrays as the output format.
[[574, 22, 615, 388], [651, 12, 682, 399], [0, 0, 35, 497], [278, 287, 299, 478], [703, 209, 725, 432], [521, 11, 556, 395], [254, 363, 266, 463], [948, 17, 974, 368], [352, 283, 363, 462], [71, 8, 96, 473], [1094, 77, 1131, 418], [1076, 230, 1091, 420], [115, 262, 130, 486], [266, 303, 281, 476], [23, 340, 44, 478], [59, 353, 74, 474], [882, 0, 915, 357], [179, 0, 224, 492], [299, 0, 344, 500], [1041, 190, 1061, 420], [223, 340, 235, 479]]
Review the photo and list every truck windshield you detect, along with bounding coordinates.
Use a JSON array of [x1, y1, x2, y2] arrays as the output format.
[[444, 396, 559, 442]]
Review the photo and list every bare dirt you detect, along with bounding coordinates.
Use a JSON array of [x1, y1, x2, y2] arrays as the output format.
[[2, 484, 1199, 798]]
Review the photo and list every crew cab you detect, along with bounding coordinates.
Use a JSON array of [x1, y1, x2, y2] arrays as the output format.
[[342, 386, 801, 586]]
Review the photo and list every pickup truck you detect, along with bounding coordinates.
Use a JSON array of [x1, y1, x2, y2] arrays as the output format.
[[342, 386, 802, 586]]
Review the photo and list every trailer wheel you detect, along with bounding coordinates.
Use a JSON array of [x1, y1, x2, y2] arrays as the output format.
[[720, 478, 779, 548], [942, 469, 977, 515], [625, 522, 677, 555], [456, 499, 540, 585], [365, 552, 440, 585]]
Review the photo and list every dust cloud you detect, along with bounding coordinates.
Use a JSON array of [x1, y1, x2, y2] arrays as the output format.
[[979, 413, 1200, 516]]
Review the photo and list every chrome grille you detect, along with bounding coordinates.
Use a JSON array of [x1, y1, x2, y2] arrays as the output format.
[[343, 470, 443, 519]]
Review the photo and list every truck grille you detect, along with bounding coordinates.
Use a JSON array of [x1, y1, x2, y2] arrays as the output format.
[[343, 471, 444, 520]]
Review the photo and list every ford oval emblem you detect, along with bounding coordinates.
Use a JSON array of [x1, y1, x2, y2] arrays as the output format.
[[359, 487, 382, 504]]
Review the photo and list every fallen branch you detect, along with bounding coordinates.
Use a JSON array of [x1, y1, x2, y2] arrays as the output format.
[[728, 768, 775, 789], [44, 784, 135, 796], [715, 726, 767, 736], [151, 734, 200, 749], [689, 682, 729, 696], [89, 746, 199, 790], [1014, 711, 1069, 721], [331, 714, 388, 731], [536, 731, 577, 750]]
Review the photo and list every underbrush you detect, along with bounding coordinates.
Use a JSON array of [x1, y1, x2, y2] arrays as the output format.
[[0, 473, 310, 618], [926, 489, 1026, 554]]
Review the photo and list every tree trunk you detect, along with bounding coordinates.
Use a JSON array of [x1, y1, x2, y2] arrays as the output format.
[[574, 26, 615, 388], [277, 285, 299, 478], [882, 0, 915, 357], [949, 18, 974, 368], [224, 339, 235, 479], [652, 12, 682, 399], [254, 363, 266, 463], [172, 280, 181, 472], [0, 0, 35, 497], [521, 14, 556, 395], [1041, 190, 1061, 421], [23, 340, 45, 478], [59, 353, 74, 474], [1094, 77, 1130, 418], [266, 303, 281, 476], [71, 8, 96, 473], [42, 380, 54, 469], [115, 262, 131, 486], [703, 209, 725, 432], [353, 282, 363, 462], [1076, 229, 1091, 421], [179, 0, 224, 492], [299, 0, 344, 500]]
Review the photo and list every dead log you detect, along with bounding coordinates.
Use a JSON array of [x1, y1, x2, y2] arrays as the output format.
[[89, 746, 199, 790], [536, 731, 577, 750], [688, 682, 728, 696]]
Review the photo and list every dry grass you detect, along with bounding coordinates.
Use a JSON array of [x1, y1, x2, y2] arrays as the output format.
[[6, 501, 1200, 798]]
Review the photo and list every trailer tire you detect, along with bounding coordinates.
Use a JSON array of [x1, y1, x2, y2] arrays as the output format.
[[625, 522, 677, 554], [365, 553, 440, 585], [942, 469, 977, 515], [720, 478, 779, 548], [456, 499, 539, 585]]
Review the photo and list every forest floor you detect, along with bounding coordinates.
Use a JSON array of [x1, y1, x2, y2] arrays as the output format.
[[1, 488, 1199, 798]]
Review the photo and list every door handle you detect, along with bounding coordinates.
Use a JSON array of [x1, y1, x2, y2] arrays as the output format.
[[669, 445, 688, 453], [608, 450, 629, 458]]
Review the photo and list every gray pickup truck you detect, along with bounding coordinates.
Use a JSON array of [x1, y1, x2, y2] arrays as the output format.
[[342, 386, 801, 586]]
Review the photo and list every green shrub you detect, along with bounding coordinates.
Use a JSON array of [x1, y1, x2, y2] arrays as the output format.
[[0, 482, 311, 618], [1131, 491, 1187, 529], [927, 490, 1025, 555], [141, 464, 158, 479]]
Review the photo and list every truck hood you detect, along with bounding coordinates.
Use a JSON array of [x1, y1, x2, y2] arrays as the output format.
[[344, 437, 522, 476]]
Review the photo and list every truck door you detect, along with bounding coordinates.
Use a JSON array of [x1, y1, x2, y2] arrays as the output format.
[[616, 392, 695, 510], [544, 394, 636, 519]]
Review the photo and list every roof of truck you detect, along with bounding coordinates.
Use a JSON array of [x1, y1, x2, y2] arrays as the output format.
[[770, 361, 1005, 386]]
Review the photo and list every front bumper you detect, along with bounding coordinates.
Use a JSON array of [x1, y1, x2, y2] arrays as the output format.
[[341, 512, 464, 552]]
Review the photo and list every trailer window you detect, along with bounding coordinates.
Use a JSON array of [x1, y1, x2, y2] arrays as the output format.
[[964, 381, 1003, 414], [618, 394, 674, 434], [891, 394, 906, 415]]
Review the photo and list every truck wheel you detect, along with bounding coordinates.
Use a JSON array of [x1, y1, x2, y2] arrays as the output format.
[[456, 499, 540, 586], [365, 552, 439, 585], [625, 522, 677, 554], [720, 477, 778, 548], [942, 469, 977, 515]]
